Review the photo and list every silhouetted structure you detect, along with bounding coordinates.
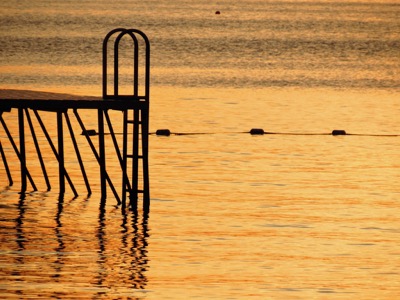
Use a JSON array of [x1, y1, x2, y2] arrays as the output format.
[[0, 28, 150, 212]]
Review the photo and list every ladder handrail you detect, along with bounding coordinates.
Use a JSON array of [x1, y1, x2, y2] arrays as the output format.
[[102, 28, 150, 100]]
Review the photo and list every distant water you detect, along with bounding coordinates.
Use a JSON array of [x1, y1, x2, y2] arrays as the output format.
[[1, 0, 400, 299], [0, 0, 399, 93]]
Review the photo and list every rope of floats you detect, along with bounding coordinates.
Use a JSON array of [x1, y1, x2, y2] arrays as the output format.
[[150, 129, 399, 137], [80, 129, 398, 137]]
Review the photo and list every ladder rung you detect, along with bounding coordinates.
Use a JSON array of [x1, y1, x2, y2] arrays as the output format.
[[127, 155, 143, 158], [124, 189, 144, 193]]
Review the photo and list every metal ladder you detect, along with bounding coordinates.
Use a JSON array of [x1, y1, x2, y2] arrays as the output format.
[[102, 28, 150, 211]]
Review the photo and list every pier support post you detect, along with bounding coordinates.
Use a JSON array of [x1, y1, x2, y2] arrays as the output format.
[[122, 110, 128, 207], [142, 107, 150, 212], [98, 109, 106, 199], [25, 109, 51, 191], [18, 108, 27, 192], [64, 112, 91, 196], [0, 140, 13, 186], [57, 111, 65, 194], [1, 111, 36, 191]]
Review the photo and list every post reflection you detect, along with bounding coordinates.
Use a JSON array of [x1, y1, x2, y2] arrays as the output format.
[[15, 193, 26, 253], [127, 210, 149, 289], [53, 194, 65, 279], [96, 201, 150, 291], [95, 200, 107, 287], [12, 192, 26, 299]]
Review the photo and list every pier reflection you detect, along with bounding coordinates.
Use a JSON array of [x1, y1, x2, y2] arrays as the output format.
[[95, 200, 150, 291], [9, 192, 150, 297], [11, 193, 27, 298], [123, 209, 149, 289]]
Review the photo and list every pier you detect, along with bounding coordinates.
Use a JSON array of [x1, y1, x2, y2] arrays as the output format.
[[0, 28, 150, 211]]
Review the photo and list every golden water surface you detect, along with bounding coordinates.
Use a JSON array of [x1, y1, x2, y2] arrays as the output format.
[[1, 87, 399, 299]]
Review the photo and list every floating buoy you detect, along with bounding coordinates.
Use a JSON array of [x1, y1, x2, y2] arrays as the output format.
[[332, 130, 347, 136], [250, 128, 265, 135], [215, 11, 221, 15], [81, 129, 97, 136], [156, 129, 171, 136]]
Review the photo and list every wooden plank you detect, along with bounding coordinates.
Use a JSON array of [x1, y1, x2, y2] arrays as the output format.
[[0, 98, 148, 111]]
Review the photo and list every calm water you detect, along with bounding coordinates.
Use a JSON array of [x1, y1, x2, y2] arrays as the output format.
[[1, 0, 400, 299]]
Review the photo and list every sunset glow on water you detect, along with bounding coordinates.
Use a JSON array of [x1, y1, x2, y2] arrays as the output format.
[[1, 0, 399, 298]]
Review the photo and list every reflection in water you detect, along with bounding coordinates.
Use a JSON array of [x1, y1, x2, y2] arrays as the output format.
[[15, 193, 26, 252], [13, 193, 26, 298], [96, 200, 107, 287], [8, 192, 150, 297], [53, 194, 65, 280], [125, 209, 149, 289], [96, 200, 150, 291]]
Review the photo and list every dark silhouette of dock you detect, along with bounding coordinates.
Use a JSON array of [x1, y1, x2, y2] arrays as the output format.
[[0, 28, 150, 212]]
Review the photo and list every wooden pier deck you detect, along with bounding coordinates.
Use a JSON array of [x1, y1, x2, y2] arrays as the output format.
[[0, 90, 150, 211], [0, 90, 147, 111]]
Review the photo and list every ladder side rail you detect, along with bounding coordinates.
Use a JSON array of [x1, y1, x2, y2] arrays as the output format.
[[102, 28, 126, 99], [127, 29, 151, 100], [113, 30, 140, 205], [141, 108, 150, 209], [114, 30, 140, 98], [130, 109, 140, 208], [127, 29, 151, 208]]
